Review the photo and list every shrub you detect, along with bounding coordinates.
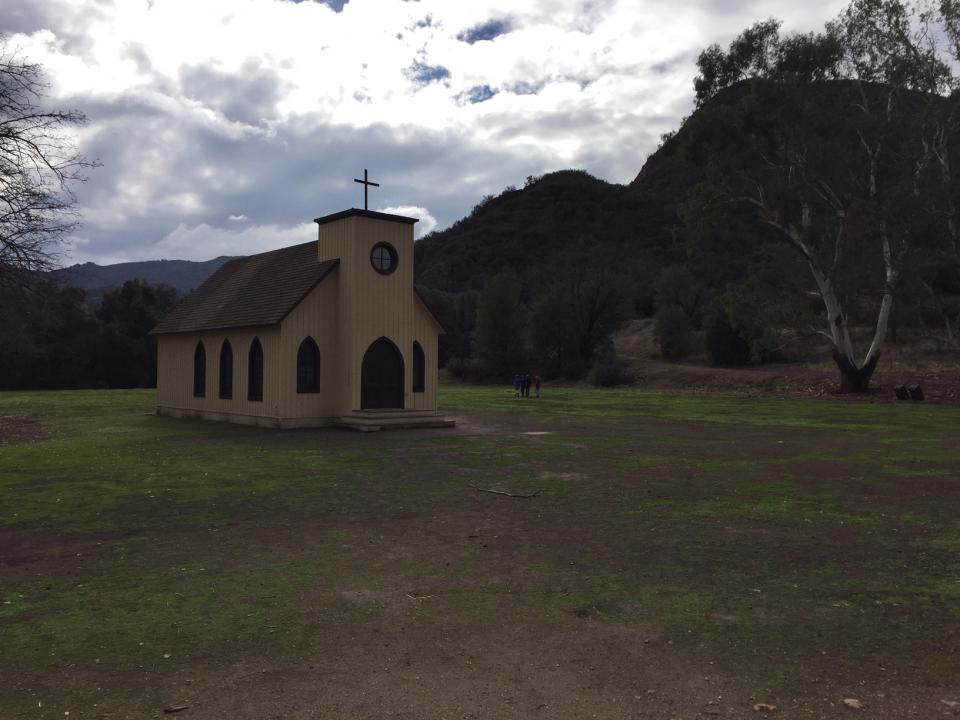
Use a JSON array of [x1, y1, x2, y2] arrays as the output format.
[[704, 301, 751, 365], [655, 304, 694, 358], [654, 265, 701, 323], [588, 362, 634, 387], [446, 356, 477, 379]]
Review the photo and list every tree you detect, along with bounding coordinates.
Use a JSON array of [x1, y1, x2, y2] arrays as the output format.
[[704, 300, 753, 366], [684, 0, 958, 392], [415, 285, 479, 366], [530, 266, 624, 379], [474, 271, 527, 378], [0, 279, 99, 389], [654, 264, 702, 324], [654, 305, 694, 359], [95, 279, 178, 388], [0, 37, 95, 285]]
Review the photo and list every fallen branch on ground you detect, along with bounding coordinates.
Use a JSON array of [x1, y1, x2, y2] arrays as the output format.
[[469, 485, 539, 498]]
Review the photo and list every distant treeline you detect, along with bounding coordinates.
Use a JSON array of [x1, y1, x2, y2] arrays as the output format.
[[418, 265, 632, 386], [0, 279, 177, 390], [1, 251, 956, 393]]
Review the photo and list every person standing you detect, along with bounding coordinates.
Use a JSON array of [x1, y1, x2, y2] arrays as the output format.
[[534, 374, 541, 398], [523, 372, 531, 398], [513, 373, 522, 398]]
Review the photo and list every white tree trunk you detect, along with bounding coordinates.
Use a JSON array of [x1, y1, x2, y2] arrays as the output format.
[[864, 231, 898, 367], [809, 265, 857, 361]]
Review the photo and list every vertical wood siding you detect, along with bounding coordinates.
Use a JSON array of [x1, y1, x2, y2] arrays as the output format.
[[278, 271, 339, 418], [156, 326, 281, 421], [318, 215, 440, 413]]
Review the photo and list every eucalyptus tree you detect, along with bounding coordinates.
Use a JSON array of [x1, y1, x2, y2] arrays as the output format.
[[686, 0, 958, 391], [913, 0, 960, 346]]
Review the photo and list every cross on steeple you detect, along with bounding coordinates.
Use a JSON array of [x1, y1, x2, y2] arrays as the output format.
[[353, 168, 380, 210]]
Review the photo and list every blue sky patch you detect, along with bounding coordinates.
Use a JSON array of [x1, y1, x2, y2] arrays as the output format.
[[460, 84, 497, 104], [457, 18, 511, 44], [289, 0, 349, 10], [406, 60, 451, 86]]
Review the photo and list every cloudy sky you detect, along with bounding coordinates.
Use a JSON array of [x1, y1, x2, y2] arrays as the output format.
[[6, 0, 847, 266]]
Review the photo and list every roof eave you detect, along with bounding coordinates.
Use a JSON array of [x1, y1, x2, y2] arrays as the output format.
[[150, 321, 280, 336], [414, 287, 446, 334], [314, 208, 418, 226]]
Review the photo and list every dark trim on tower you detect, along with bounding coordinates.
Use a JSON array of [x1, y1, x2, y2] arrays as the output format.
[[313, 208, 418, 226]]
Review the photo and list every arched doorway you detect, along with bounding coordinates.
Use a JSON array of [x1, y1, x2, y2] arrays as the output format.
[[361, 337, 404, 409]]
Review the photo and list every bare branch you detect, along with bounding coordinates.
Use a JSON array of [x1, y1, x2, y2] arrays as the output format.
[[0, 35, 97, 282]]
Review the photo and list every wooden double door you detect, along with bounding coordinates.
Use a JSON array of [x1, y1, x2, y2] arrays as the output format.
[[361, 337, 404, 410]]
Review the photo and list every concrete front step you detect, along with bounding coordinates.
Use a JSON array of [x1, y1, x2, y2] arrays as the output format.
[[336, 410, 456, 432]]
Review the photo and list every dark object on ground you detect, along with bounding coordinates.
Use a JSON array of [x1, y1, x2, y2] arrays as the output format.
[[163, 706, 189, 714], [895, 385, 910, 401], [908, 385, 925, 401]]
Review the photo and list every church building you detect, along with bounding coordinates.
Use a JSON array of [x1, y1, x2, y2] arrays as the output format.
[[151, 202, 451, 431]]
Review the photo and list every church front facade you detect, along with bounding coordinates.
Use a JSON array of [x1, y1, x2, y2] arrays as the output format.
[[151, 209, 451, 431]]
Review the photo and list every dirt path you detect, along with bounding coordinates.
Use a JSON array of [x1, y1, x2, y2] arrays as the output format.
[[0, 414, 50, 445]]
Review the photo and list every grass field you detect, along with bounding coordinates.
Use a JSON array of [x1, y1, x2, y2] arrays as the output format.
[[1, 386, 959, 719]]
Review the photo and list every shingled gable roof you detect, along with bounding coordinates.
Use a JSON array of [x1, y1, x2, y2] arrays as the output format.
[[150, 242, 338, 335]]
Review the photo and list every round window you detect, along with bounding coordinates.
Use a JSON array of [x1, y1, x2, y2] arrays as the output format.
[[370, 242, 398, 275]]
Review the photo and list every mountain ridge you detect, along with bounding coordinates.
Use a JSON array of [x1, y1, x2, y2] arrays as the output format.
[[49, 256, 237, 305]]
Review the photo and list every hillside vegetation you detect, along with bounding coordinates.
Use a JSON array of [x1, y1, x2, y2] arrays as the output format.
[[51, 256, 234, 307], [414, 169, 684, 310]]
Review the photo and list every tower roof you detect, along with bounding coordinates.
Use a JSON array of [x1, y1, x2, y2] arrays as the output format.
[[313, 208, 418, 226]]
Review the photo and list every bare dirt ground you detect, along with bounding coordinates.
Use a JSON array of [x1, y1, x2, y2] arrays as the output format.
[[41, 493, 958, 720], [0, 414, 50, 445]]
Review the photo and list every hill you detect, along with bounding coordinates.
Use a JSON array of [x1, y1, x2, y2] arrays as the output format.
[[413, 154, 705, 314], [50, 256, 235, 305], [412, 168, 687, 309]]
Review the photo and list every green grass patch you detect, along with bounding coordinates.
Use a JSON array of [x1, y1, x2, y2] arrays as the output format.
[[2, 385, 960, 715]]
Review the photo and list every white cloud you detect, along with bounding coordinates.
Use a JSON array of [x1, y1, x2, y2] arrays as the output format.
[[150, 222, 316, 261], [6, 0, 851, 264], [378, 205, 439, 238]]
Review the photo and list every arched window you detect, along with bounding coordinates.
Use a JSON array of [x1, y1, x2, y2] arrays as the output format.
[[219, 340, 233, 400], [412, 341, 425, 393], [297, 337, 320, 394], [248, 338, 263, 402], [193, 341, 206, 398]]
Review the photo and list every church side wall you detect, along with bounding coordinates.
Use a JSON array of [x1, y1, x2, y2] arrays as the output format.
[[277, 271, 340, 419], [411, 296, 440, 411], [156, 326, 282, 423]]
